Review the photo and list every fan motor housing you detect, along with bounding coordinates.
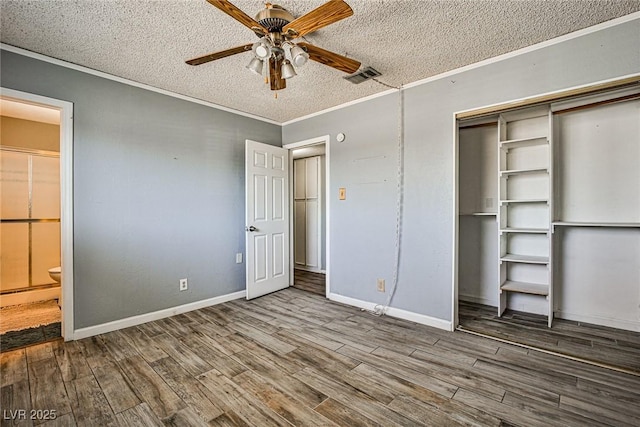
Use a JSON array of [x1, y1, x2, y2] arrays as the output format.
[[255, 5, 294, 32]]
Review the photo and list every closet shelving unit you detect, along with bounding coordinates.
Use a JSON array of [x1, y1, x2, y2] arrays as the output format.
[[497, 107, 554, 327]]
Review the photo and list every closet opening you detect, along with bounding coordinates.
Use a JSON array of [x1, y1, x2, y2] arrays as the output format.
[[453, 82, 640, 375]]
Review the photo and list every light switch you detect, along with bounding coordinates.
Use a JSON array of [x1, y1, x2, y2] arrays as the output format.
[[339, 187, 346, 200]]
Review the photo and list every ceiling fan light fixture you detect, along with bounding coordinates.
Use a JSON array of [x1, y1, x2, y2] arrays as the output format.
[[281, 59, 297, 79], [252, 38, 272, 60], [289, 44, 309, 67], [186, 0, 361, 92], [246, 57, 264, 75]]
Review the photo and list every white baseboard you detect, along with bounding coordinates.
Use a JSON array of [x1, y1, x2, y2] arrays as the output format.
[[0, 286, 61, 307], [555, 310, 640, 333], [73, 290, 246, 340], [328, 293, 452, 331], [458, 294, 496, 307]]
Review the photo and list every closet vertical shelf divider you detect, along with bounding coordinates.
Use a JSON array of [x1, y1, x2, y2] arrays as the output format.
[[497, 107, 554, 327]]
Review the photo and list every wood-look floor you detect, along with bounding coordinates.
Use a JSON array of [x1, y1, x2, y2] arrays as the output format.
[[2, 288, 640, 426], [459, 300, 640, 374], [293, 270, 325, 296]]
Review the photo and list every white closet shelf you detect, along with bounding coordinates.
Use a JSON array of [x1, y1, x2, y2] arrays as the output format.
[[500, 167, 548, 176], [500, 228, 548, 234], [460, 212, 497, 216], [500, 280, 549, 296], [552, 221, 640, 228], [501, 253, 549, 264], [500, 199, 548, 204], [499, 136, 548, 149]]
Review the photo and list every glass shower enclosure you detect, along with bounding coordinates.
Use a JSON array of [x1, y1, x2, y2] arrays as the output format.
[[1, 147, 61, 293]]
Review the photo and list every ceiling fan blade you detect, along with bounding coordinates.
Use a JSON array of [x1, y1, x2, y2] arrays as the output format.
[[282, 0, 353, 38], [269, 56, 286, 91], [186, 44, 253, 66], [297, 42, 360, 74], [206, 0, 268, 35]]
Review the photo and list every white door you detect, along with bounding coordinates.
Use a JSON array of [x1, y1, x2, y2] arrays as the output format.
[[245, 140, 290, 299]]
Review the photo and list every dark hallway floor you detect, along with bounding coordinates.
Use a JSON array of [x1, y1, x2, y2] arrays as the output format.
[[293, 269, 325, 296]]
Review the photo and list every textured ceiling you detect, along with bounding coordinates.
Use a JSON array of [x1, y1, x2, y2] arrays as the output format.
[[1, 1, 639, 123]]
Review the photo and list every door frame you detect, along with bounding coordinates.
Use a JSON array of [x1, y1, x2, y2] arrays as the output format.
[[1, 87, 74, 340], [283, 135, 330, 297]]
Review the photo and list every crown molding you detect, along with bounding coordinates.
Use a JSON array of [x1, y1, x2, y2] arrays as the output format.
[[283, 12, 640, 126], [0, 43, 281, 126], [3, 11, 638, 127]]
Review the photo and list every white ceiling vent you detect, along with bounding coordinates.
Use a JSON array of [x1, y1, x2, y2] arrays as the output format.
[[344, 67, 381, 84]]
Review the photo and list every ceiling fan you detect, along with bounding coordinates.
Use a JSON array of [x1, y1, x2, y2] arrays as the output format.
[[186, 0, 362, 92]]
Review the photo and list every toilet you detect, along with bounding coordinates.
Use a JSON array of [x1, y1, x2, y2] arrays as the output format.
[[48, 266, 61, 283]]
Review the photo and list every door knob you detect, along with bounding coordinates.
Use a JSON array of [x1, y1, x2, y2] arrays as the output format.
[[246, 225, 257, 232]]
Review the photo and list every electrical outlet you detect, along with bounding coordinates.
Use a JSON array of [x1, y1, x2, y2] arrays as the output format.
[[236, 253, 243, 264], [179, 278, 188, 291], [377, 278, 385, 292]]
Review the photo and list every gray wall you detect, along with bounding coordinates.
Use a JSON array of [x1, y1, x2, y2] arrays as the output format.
[[1, 50, 281, 328], [283, 19, 640, 322]]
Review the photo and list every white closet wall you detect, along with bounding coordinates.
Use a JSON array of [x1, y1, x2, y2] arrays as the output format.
[[294, 156, 323, 272], [552, 99, 640, 330], [458, 125, 498, 305]]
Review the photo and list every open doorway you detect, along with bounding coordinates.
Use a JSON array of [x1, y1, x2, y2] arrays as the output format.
[[0, 88, 74, 347], [284, 136, 330, 297]]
